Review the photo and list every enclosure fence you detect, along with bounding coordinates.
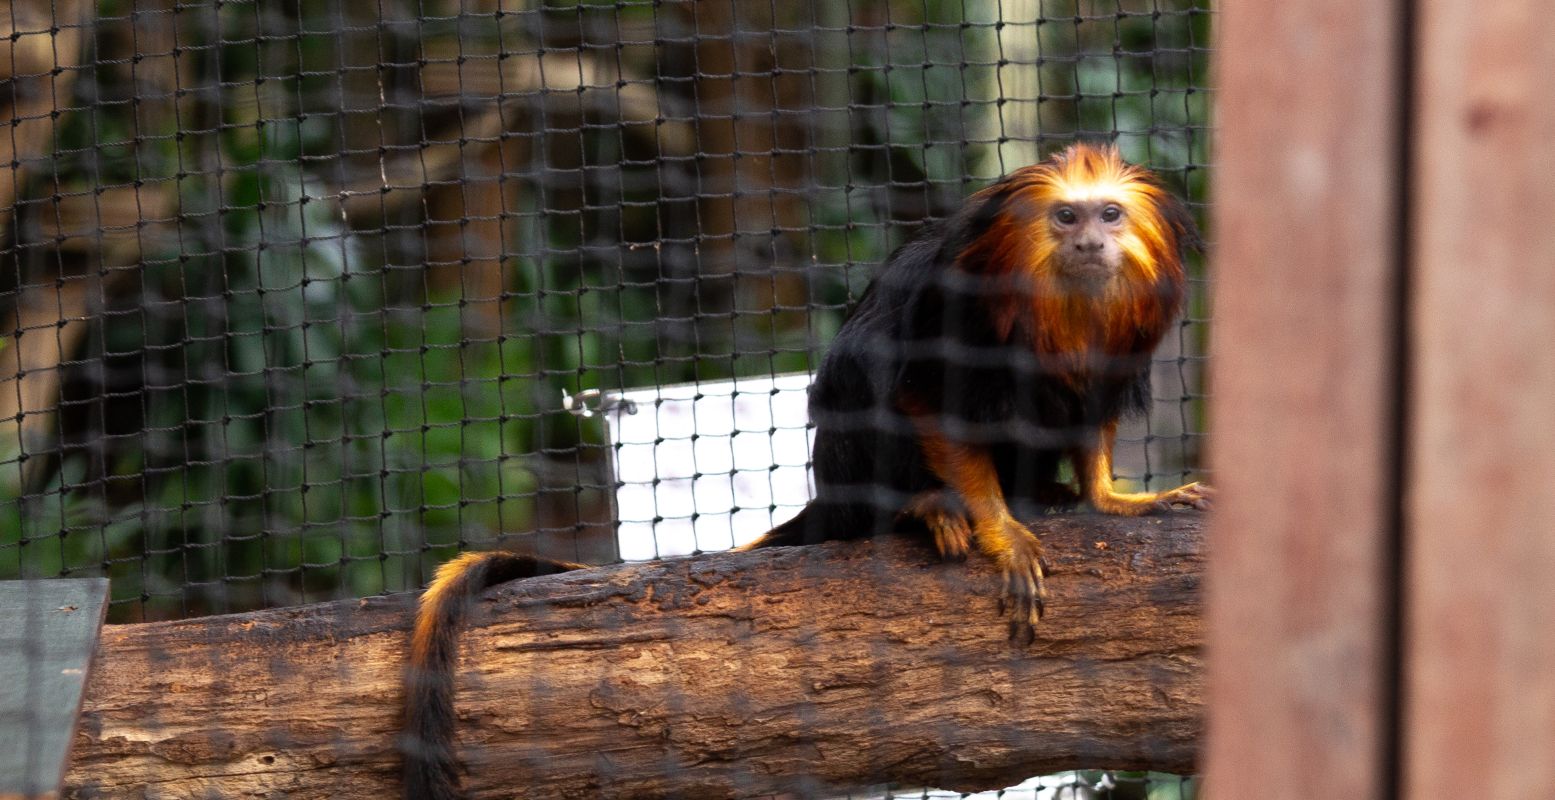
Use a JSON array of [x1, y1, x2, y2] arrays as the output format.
[[3, 2, 1209, 795]]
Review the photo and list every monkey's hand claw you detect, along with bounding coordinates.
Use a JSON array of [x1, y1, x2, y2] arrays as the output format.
[[1155, 481, 1213, 512], [992, 523, 1048, 645]]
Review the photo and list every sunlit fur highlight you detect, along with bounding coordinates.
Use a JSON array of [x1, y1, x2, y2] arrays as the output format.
[[955, 142, 1191, 377]]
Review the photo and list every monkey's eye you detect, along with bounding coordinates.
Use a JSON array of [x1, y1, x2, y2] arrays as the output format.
[[1054, 207, 1077, 225], [1100, 205, 1123, 223]]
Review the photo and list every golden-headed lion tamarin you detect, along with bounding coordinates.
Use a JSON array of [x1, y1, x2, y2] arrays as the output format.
[[733, 140, 1206, 631], [399, 142, 1206, 800], [738, 141, 1208, 637]]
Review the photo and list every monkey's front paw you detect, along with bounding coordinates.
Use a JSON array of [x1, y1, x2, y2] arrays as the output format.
[[991, 522, 1048, 645], [899, 490, 973, 561], [1154, 481, 1213, 512], [933, 516, 973, 561]]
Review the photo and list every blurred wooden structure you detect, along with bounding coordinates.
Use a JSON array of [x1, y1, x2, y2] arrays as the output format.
[[1208, 1, 1555, 798]]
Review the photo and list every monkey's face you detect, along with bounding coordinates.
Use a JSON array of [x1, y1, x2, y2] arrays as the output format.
[[1048, 199, 1127, 291]]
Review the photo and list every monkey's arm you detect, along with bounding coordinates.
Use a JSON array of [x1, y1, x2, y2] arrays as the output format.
[[906, 406, 1048, 642], [1075, 420, 1212, 516]]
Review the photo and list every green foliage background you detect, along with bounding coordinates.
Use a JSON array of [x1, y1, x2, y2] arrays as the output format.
[[1, 0, 1211, 626]]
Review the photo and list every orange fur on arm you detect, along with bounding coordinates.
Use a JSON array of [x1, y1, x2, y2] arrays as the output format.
[[904, 398, 1049, 633]]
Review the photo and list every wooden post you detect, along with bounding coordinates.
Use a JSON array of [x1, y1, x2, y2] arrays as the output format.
[[1405, 1, 1555, 795], [1208, 1, 1406, 798]]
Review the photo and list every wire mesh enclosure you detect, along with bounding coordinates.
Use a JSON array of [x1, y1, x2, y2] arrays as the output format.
[[4, 1, 1209, 794]]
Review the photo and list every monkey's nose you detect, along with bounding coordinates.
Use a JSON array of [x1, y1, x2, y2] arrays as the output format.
[[1073, 237, 1105, 253]]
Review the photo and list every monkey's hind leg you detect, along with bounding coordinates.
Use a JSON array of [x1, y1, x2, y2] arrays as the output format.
[[898, 489, 973, 560], [1078, 422, 1213, 516], [910, 413, 1048, 643]]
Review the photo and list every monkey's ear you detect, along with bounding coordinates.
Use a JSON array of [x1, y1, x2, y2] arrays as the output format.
[[933, 183, 1014, 265], [1155, 191, 1204, 255]]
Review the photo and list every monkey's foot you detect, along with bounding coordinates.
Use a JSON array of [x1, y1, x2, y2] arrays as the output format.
[[1159, 481, 1213, 511], [1092, 482, 1213, 516], [899, 490, 973, 560], [977, 517, 1048, 644]]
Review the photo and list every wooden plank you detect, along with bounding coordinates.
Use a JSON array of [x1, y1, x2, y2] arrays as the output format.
[[1405, 2, 1555, 795], [67, 516, 1204, 799], [0, 579, 110, 800], [1207, 2, 1405, 798]]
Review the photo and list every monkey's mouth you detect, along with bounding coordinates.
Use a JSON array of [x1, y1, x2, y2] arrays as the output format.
[[1063, 260, 1120, 280]]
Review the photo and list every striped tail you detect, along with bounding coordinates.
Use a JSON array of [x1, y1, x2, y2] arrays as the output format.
[[402, 552, 582, 800]]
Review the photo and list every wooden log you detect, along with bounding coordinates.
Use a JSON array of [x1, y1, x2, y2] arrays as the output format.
[[65, 513, 1204, 800]]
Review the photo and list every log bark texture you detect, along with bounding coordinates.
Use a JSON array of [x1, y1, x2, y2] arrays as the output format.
[[65, 513, 1204, 799]]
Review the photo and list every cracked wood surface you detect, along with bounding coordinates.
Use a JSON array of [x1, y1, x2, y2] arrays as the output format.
[[65, 513, 1203, 799]]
